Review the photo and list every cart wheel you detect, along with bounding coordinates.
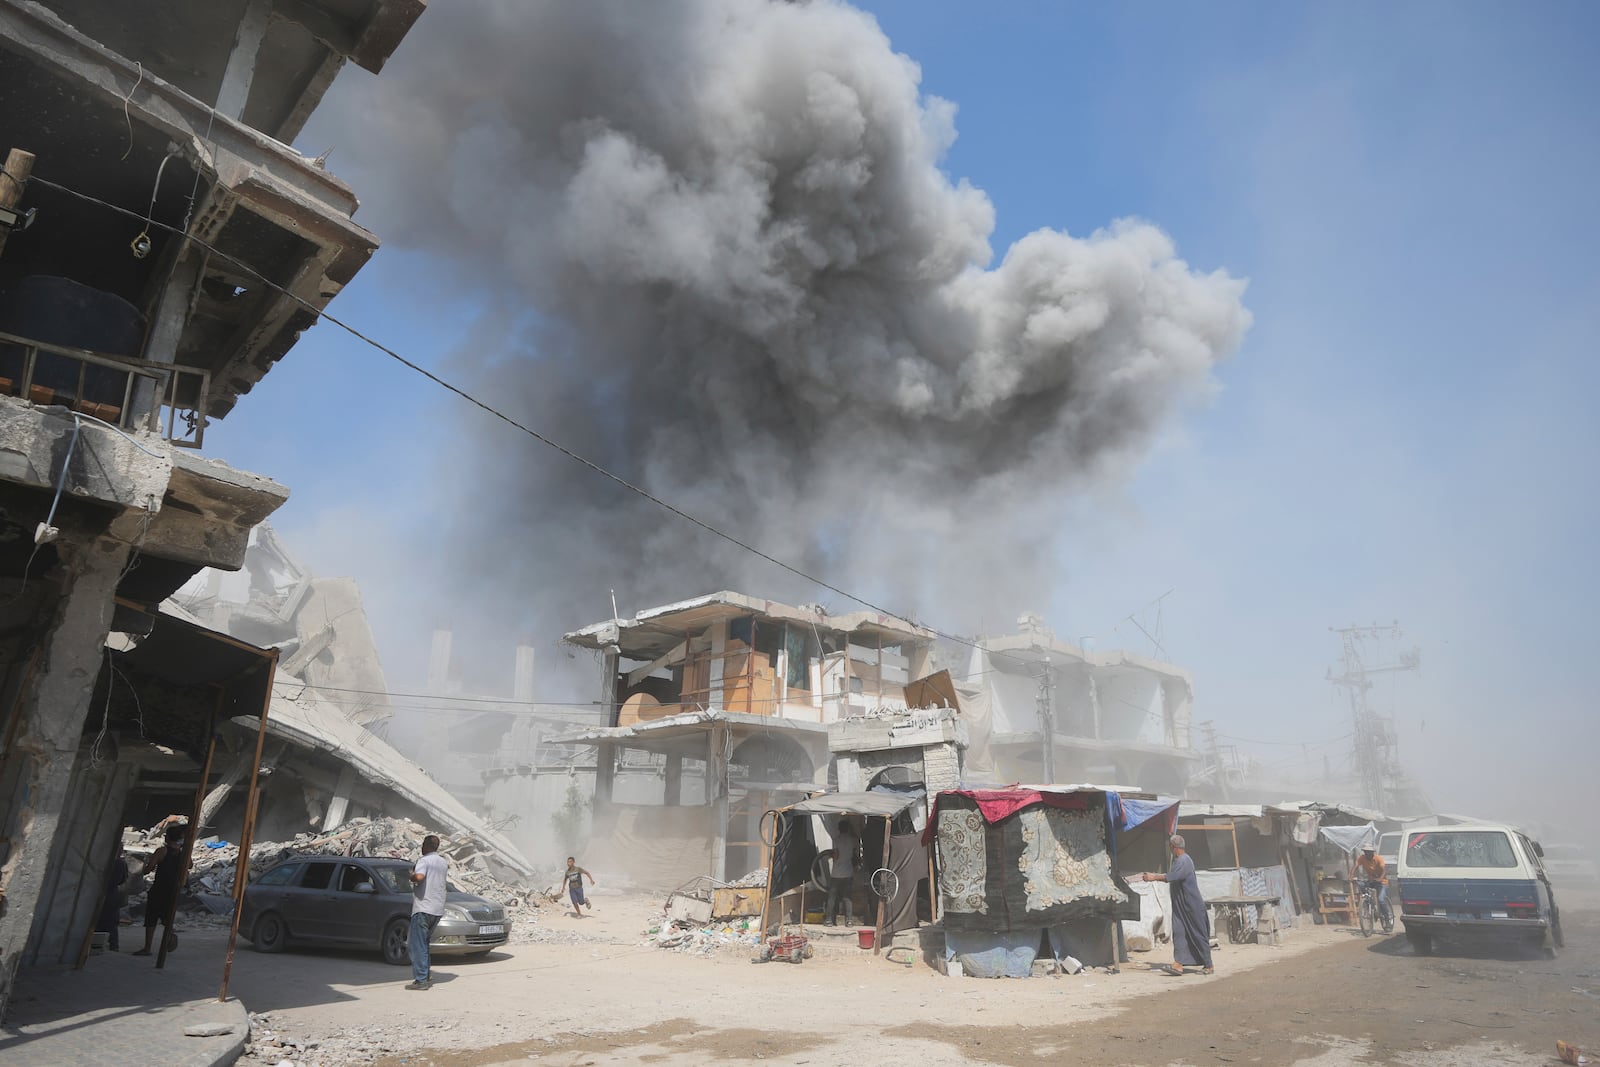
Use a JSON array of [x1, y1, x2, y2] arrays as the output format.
[[758, 810, 788, 849], [810, 852, 836, 890], [804, 944, 815, 959], [790, 951, 804, 964], [757, 945, 773, 963]]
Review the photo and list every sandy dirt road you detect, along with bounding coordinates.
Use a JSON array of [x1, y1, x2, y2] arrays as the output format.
[[222, 885, 1599, 1067]]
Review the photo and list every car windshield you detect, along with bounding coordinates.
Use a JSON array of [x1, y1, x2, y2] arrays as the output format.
[[1406, 830, 1517, 868]]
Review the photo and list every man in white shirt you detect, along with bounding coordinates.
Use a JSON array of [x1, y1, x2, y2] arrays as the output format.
[[407, 834, 448, 990]]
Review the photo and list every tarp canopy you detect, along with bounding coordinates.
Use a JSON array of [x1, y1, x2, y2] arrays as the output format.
[[1112, 795, 1180, 833], [1319, 822, 1379, 855], [789, 791, 921, 819]]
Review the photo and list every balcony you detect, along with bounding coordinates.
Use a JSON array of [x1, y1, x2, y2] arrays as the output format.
[[0, 330, 209, 446]]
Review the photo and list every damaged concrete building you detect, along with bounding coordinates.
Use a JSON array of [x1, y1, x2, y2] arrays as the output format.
[[552, 592, 940, 886], [964, 613, 1198, 796], [0, 0, 426, 1017], [164, 525, 533, 876]]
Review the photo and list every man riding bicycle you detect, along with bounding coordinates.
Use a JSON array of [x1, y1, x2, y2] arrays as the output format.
[[1354, 845, 1393, 929]]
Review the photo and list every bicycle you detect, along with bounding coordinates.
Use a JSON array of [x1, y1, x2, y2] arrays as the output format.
[[1356, 880, 1394, 937]]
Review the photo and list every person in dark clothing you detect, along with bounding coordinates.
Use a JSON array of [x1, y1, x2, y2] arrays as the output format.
[[96, 843, 129, 952], [824, 820, 859, 927], [133, 824, 186, 956], [1141, 834, 1214, 976]]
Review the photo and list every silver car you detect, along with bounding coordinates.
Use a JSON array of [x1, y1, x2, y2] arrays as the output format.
[[240, 856, 510, 965]]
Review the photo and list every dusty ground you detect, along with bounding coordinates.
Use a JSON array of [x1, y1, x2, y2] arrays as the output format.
[[211, 883, 1599, 1067]]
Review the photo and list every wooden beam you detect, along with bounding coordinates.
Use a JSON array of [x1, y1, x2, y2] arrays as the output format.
[[0, 147, 35, 258], [219, 649, 278, 1001], [625, 640, 687, 688]]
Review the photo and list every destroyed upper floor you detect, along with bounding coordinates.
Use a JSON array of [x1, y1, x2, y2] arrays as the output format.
[[0, 0, 426, 440], [969, 613, 1195, 752], [564, 591, 940, 726]]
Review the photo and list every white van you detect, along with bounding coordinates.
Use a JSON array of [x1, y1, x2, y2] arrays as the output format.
[[1396, 822, 1563, 957]]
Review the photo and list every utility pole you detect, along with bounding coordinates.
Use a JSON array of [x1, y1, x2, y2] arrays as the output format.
[[1200, 720, 1228, 801], [1036, 655, 1056, 784], [1327, 623, 1420, 811]]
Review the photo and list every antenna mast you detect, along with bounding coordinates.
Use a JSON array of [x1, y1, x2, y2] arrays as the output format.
[[1327, 622, 1420, 811]]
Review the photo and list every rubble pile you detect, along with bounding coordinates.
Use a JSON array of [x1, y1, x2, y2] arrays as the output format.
[[725, 867, 767, 888], [645, 916, 760, 957], [130, 816, 541, 937], [240, 1012, 460, 1066]]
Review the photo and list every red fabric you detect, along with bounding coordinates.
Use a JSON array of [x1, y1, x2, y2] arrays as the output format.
[[921, 789, 1092, 845], [961, 789, 1090, 823]]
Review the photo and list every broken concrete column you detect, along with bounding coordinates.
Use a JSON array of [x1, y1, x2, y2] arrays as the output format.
[[0, 534, 131, 1019], [323, 764, 358, 831], [197, 745, 254, 830], [513, 644, 535, 704], [709, 725, 730, 883], [663, 753, 683, 807]]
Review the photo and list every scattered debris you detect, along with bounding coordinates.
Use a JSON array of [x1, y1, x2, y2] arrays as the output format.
[[646, 917, 760, 957], [121, 815, 544, 941]]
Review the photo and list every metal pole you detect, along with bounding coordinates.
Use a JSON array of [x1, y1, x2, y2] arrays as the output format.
[[1037, 657, 1055, 784], [155, 707, 219, 969], [873, 814, 891, 956], [219, 649, 277, 1002]]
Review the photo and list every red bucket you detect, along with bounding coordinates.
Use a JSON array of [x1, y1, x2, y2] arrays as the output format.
[[857, 928, 875, 950]]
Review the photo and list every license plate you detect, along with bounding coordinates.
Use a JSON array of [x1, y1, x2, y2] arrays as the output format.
[[1432, 909, 1447, 916], [1490, 910, 1508, 919], [478, 924, 505, 935]]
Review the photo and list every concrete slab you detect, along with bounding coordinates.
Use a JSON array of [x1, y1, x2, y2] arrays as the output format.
[[0, 944, 247, 1067]]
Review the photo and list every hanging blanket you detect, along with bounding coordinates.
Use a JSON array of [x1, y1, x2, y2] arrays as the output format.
[[936, 794, 1137, 933], [922, 789, 1089, 843]]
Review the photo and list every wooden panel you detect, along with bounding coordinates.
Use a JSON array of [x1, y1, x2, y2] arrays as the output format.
[[712, 886, 767, 918], [617, 692, 664, 728], [683, 651, 710, 704], [904, 669, 961, 712]]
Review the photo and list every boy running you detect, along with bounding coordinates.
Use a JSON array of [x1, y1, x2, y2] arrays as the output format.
[[564, 856, 594, 917]]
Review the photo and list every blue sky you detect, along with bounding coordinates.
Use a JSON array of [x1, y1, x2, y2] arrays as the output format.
[[205, 3, 1599, 828]]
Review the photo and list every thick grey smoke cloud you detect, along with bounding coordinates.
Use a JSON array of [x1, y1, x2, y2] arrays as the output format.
[[315, 0, 1250, 654]]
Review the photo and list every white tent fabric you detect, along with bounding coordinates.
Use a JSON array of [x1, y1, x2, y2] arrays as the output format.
[[1318, 822, 1379, 855], [789, 791, 920, 818]]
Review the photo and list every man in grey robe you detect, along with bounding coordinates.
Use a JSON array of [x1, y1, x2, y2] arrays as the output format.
[[1141, 834, 1214, 975]]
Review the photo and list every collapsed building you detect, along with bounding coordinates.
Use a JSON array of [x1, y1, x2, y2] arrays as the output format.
[[0, 0, 427, 1017], [164, 525, 533, 870]]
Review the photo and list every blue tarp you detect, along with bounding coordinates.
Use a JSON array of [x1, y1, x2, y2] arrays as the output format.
[[945, 928, 1041, 978], [1108, 793, 1180, 833]]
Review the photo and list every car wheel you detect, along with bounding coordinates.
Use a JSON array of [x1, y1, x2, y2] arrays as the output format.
[[251, 911, 287, 954], [382, 918, 411, 966], [1406, 931, 1432, 956]]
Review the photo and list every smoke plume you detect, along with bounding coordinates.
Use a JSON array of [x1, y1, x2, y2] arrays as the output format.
[[314, 0, 1250, 656]]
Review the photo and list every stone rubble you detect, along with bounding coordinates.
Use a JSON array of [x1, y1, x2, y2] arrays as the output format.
[[240, 1011, 476, 1067], [124, 816, 544, 942], [646, 916, 761, 957]]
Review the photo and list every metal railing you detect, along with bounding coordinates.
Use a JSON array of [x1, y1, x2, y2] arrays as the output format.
[[0, 329, 210, 447]]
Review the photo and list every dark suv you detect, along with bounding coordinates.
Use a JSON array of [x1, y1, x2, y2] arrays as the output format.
[[240, 856, 510, 964]]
